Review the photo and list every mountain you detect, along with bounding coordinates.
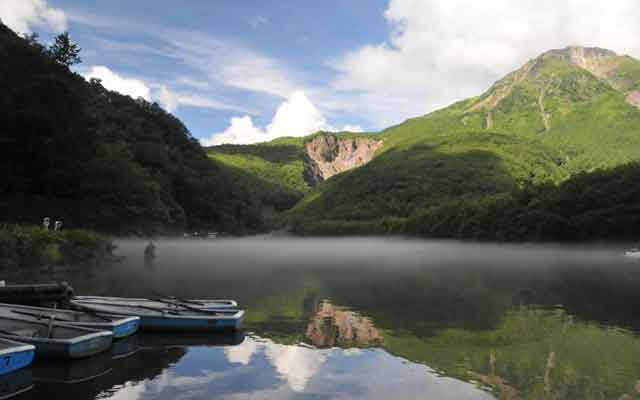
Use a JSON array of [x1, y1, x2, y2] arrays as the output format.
[[210, 46, 640, 240], [0, 23, 263, 234]]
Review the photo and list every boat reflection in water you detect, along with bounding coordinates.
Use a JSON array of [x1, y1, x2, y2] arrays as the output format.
[[138, 330, 246, 349], [25, 331, 245, 399], [0, 368, 34, 399]]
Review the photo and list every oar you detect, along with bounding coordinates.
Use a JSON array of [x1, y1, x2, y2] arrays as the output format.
[[151, 291, 206, 306], [66, 302, 114, 322], [74, 300, 182, 315], [10, 309, 73, 322], [150, 298, 222, 315], [46, 304, 56, 338]]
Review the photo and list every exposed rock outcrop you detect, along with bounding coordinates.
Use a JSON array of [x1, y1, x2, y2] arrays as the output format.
[[543, 46, 620, 78], [626, 90, 640, 110], [303, 134, 383, 186]]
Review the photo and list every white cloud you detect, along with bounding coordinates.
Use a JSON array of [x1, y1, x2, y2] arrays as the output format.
[[83, 65, 151, 100], [0, 0, 67, 34], [156, 85, 179, 112], [249, 15, 268, 29], [176, 76, 209, 90], [225, 337, 259, 365], [266, 91, 329, 138], [163, 32, 296, 99], [200, 90, 357, 146], [264, 342, 326, 392], [332, 0, 640, 127], [153, 85, 258, 114], [83, 67, 254, 115], [340, 124, 364, 132], [201, 116, 266, 146]]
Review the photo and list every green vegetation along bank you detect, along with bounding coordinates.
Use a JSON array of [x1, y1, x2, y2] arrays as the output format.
[[0, 225, 113, 268]]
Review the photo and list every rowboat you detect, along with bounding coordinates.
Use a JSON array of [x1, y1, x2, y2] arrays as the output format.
[[70, 299, 244, 332], [72, 296, 238, 310], [0, 338, 34, 376], [0, 316, 112, 359], [0, 303, 139, 339]]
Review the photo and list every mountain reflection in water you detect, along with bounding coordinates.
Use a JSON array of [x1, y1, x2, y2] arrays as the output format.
[[4, 238, 640, 400], [305, 300, 382, 348]]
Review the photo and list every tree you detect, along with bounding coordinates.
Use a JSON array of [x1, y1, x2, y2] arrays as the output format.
[[48, 32, 81, 67]]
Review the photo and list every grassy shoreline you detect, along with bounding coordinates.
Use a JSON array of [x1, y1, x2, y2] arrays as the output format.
[[0, 225, 113, 268]]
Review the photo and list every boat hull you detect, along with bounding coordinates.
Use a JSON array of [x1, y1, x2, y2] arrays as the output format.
[[0, 340, 34, 376], [1, 331, 113, 359], [0, 317, 113, 360], [136, 314, 243, 332], [0, 303, 140, 340], [68, 317, 140, 339]]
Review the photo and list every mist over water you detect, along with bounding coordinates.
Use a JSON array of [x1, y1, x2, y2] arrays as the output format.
[[7, 237, 640, 400]]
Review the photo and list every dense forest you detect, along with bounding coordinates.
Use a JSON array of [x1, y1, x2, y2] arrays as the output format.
[[0, 23, 266, 235]]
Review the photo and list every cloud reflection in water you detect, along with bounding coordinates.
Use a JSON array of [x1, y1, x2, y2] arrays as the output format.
[[101, 336, 493, 400]]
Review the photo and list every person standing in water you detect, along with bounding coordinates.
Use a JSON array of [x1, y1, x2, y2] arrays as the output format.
[[144, 241, 156, 268]]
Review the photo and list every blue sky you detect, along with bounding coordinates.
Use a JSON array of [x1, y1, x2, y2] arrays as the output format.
[[3, 0, 640, 145]]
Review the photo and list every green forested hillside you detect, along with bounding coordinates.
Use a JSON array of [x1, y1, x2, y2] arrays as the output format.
[[0, 23, 262, 234], [207, 137, 309, 216], [288, 47, 640, 239]]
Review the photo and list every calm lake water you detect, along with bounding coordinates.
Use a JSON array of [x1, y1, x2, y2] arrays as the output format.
[[3, 238, 640, 400]]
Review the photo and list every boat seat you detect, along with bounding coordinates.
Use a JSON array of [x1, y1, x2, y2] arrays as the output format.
[[11, 329, 40, 337]]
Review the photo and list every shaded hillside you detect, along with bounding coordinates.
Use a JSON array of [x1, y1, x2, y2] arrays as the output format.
[[0, 23, 262, 234], [207, 136, 309, 210]]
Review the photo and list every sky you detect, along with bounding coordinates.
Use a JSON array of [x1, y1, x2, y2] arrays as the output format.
[[2, 0, 640, 145]]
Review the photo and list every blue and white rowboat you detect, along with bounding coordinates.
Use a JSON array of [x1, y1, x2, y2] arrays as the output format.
[[72, 296, 238, 310], [0, 303, 139, 339], [0, 338, 34, 376], [70, 300, 244, 332], [0, 316, 112, 359]]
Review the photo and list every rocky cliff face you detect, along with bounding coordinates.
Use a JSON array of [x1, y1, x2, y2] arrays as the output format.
[[303, 134, 383, 186]]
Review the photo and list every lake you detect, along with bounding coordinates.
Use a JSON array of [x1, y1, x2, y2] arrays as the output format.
[[5, 238, 640, 400]]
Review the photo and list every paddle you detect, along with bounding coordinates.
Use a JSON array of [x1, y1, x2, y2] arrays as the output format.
[[46, 304, 56, 338], [149, 298, 225, 316], [74, 300, 182, 316], [10, 309, 72, 322], [74, 308, 113, 322], [151, 291, 206, 306], [69, 302, 115, 321]]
